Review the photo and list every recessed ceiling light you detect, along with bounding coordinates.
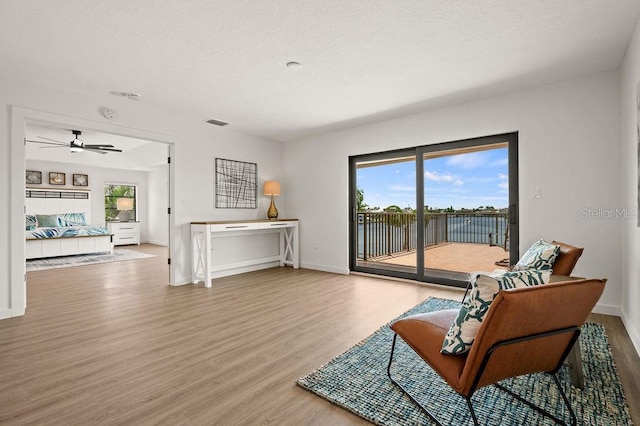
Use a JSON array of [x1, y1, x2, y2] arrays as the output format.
[[286, 61, 302, 70], [110, 91, 143, 101]]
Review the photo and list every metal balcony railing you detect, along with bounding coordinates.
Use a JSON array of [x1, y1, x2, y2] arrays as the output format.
[[356, 212, 508, 260]]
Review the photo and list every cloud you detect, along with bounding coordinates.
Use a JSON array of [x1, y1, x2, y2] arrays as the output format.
[[425, 170, 456, 183], [498, 173, 508, 180], [454, 179, 464, 186], [498, 182, 509, 190], [446, 152, 487, 169]]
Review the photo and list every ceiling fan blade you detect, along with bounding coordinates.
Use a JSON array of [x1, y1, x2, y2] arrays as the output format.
[[37, 136, 68, 144], [26, 139, 67, 146], [83, 148, 108, 154], [83, 144, 115, 148], [94, 147, 123, 152], [38, 145, 67, 149]]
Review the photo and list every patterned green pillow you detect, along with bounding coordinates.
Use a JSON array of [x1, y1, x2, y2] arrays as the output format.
[[58, 213, 87, 227], [513, 239, 560, 271], [25, 214, 37, 231], [441, 269, 551, 355]]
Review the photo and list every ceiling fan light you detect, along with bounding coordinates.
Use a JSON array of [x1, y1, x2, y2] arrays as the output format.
[[70, 145, 84, 153]]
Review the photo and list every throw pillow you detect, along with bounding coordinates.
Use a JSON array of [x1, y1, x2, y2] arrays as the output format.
[[58, 213, 87, 227], [441, 269, 551, 355], [513, 239, 560, 271], [36, 214, 60, 228], [25, 214, 37, 231]]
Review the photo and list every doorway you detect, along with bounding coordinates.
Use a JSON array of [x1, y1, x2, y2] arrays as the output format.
[[349, 133, 518, 287], [10, 106, 177, 316]]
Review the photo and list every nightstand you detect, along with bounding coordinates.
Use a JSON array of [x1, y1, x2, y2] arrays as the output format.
[[107, 222, 141, 246]]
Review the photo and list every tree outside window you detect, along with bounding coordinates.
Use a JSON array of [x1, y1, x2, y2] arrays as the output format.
[[105, 184, 137, 221]]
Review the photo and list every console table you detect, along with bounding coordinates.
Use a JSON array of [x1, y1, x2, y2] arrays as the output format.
[[191, 219, 299, 287]]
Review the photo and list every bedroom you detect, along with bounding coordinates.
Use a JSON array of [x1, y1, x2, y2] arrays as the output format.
[[24, 123, 170, 272]]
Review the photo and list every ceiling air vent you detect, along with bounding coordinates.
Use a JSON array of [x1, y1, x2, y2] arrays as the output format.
[[205, 118, 229, 127]]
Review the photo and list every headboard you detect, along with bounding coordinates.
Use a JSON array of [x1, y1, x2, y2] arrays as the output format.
[[25, 188, 92, 224]]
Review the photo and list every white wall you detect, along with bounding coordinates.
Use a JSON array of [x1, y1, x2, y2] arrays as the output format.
[[619, 18, 640, 354], [26, 159, 151, 240], [1, 75, 284, 318], [284, 71, 623, 315], [148, 164, 169, 246]]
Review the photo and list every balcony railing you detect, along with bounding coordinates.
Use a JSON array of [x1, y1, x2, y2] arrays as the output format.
[[357, 212, 508, 260]]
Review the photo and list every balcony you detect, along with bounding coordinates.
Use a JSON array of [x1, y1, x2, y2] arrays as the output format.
[[356, 211, 510, 274]]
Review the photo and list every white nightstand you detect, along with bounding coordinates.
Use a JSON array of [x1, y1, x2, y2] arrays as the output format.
[[107, 222, 141, 246]]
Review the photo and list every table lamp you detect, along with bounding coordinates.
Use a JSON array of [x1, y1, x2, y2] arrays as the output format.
[[263, 181, 281, 220], [117, 198, 135, 221]]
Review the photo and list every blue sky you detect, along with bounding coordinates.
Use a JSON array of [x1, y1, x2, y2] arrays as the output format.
[[357, 147, 508, 210]]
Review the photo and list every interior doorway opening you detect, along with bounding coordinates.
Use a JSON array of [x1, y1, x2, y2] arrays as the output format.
[[10, 106, 177, 317]]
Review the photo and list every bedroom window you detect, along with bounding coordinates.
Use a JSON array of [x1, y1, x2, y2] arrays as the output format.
[[105, 184, 137, 222]]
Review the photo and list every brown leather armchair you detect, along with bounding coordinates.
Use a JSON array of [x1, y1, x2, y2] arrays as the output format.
[[551, 241, 584, 277], [388, 278, 605, 426]]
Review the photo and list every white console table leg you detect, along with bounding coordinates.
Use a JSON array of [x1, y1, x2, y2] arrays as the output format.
[[191, 225, 213, 287], [279, 225, 299, 268]]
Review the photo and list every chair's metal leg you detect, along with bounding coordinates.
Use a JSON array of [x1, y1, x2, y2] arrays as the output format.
[[565, 342, 584, 389], [388, 333, 481, 426], [553, 374, 577, 426], [466, 398, 479, 426], [494, 374, 576, 426], [387, 334, 446, 426]]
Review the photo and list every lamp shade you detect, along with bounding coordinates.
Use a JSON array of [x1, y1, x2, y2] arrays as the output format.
[[117, 198, 135, 211], [263, 181, 281, 196]]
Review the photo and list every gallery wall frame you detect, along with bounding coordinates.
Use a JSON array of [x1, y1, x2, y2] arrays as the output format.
[[49, 172, 65, 186], [26, 170, 42, 185], [73, 173, 88, 186], [215, 158, 257, 209]]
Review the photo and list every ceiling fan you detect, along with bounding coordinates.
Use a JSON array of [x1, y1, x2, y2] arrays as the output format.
[[26, 130, 123, 154]]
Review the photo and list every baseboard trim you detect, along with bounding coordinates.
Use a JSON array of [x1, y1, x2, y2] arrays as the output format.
[[621, 307, 640, 357], [592, 302, 621, 317], [300, 262, 349, 275], [0, 309, 12, 320]]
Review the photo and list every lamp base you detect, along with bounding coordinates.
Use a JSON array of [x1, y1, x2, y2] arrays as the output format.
[[267, 195, 278, 220]]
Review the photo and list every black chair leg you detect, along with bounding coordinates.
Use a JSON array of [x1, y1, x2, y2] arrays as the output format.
[[494, 374, 576, 426], [466, 398, 480, 426], [387, 333, 477, 426]]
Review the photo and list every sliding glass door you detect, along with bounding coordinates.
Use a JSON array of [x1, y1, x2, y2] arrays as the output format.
[[349, 133, 518, 287], [351, 150, 418, 278]]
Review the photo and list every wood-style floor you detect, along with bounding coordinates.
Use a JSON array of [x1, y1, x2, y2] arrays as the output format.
[[1, 244, 638, 425]]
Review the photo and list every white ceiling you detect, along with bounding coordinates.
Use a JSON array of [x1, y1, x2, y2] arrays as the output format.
[[2, 0, 640, 141], [25, 123, 167, 170]]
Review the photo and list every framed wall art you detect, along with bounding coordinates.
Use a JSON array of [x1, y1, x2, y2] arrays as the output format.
[[49, 172, 66, 186], [215, 158, 257, 209], [73, 173, 88, 186], [26, 170, 42, 185]]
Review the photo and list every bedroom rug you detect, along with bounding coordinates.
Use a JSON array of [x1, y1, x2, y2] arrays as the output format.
[[297, 297, 633, 426], [26, 248, 157, 271]]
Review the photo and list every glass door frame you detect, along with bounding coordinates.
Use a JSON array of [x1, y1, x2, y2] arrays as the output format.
[[349, 132, 519, 287]]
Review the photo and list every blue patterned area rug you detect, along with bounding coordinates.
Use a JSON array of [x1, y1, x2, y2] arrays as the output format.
[[26, 248, 156, 272], [297, 297, 633, 425]]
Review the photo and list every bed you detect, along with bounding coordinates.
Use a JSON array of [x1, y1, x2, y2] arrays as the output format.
[[25, 188, 114, 260]]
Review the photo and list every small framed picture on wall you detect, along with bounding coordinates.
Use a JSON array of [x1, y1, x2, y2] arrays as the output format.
[[73, 173, 88, 186], [49, 172, 66, 186], [26, 170, 42, 185]]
